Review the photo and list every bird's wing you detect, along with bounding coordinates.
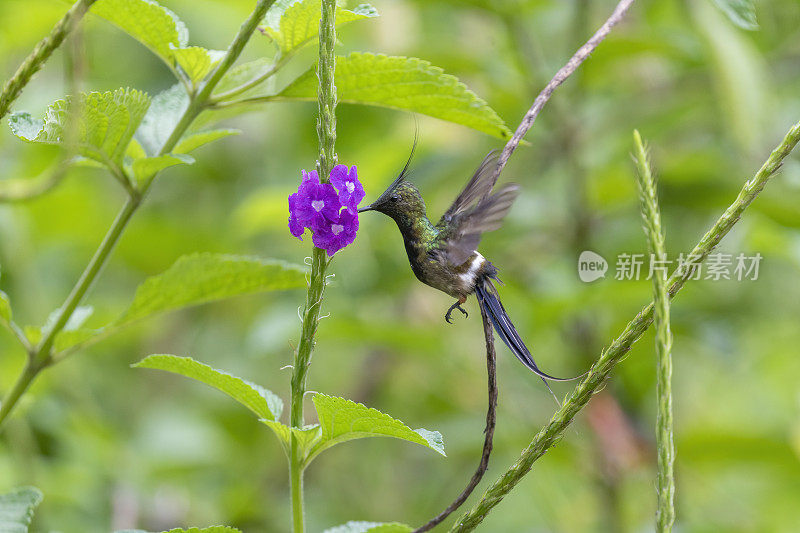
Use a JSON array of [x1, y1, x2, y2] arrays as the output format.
[[438, 150, 499, 223], [437, 183, 519, 266]]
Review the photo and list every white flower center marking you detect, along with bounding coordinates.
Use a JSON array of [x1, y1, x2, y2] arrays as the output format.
[[346, 181, 355, 194], [311, 200, 325, 212], [331, 224, 344, 235]]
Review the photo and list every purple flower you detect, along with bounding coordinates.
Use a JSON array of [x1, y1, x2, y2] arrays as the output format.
[[288, 165, 364, 256], [312, 208, 359, 256], [290, 170, 340, 231], [288, 193, 305, 239], [329, 164, 365, 214]]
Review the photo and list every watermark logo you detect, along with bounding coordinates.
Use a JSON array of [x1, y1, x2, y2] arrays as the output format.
[[578, 250, 608, 282], [577, 251, 763, 283]]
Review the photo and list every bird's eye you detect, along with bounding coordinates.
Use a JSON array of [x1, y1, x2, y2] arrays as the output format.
[[390, 196, 399, 202]]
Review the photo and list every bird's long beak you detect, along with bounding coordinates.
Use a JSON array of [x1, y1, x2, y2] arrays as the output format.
[[357, 204, 374, 213]]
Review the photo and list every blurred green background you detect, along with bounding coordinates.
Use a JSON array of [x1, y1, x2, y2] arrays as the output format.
[[2, 0, 800, 531]]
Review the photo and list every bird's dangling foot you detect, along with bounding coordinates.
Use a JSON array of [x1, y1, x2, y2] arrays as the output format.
[[445, 297, 469, 324]]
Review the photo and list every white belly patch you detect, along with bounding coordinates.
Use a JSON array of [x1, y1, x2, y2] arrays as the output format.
[[459, 252, 485, 287]]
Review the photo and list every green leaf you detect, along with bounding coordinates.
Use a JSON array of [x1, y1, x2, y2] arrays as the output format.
[[22, 326, 41, 346], [174, 129, 240, 154], [54, 327, 102, 353], [322, 521, 413, 533], [264, 1, 378, 56], [6, 113, 42, 141], [134, 354, 283, 421], [129, 154, 194, 182], [51, 254, 306, 355], [213, 59, 275, 98], [135, 84, 188, 156], [117, 253, 307, 326], [0, 486, 43, 533], [0, 290, 11, 325], [305, 394, 445, 463], [712, 0, 758, 30], [172, 45, 225, 83], [9, 88, 151, 167], [126, 138, 148, 160], [260, 419, 321, 456], [91, 0, 189, 68], [278, 53, 512, 140]]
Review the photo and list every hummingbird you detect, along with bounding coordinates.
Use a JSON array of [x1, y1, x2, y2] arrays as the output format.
[[358, 145, 574, 384]]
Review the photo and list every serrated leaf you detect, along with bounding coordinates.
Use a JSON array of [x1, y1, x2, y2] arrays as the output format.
[[172, 45, 225, 83], [0, 486, 43, 533], [264, 1, 378, 56], [117, 253, 307, 326], [305, 394, 445, 463], [174, 130, 240, 154], [712, 0, 758, 30], [9, 89, 151, 167], [278, 53, 512, 140], [129, 154, 194, 182], [0, 290, 11, 325], [134, 354, 283, 421], [6, 113, 42, 140], [135, 84, 189, 156], [322, 522, 413, 533], [91, 0, 189, 68]]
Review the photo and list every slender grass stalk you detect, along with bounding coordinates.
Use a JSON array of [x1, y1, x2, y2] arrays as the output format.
[[633, 131, 675, 531], [0, 0, 97, 122], [288, 1, 338, 531], [0, 0, 276, 432], [450, 120, 800, 532]]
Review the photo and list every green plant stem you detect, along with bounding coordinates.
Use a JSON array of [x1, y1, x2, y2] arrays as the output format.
[[0, 0, 276, 432], [290, 448, 305, 533], [36, 195, 139, 359], [633, 130, 675, 531], [0, 0, 97, 122], [0, 362, 38, 428], [288, 2, 338, 531], [450, 120, 800, 532], [210, 53, 290, 104]]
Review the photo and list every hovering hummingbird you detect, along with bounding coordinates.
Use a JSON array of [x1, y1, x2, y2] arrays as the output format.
[[358, 145, 574, 383]]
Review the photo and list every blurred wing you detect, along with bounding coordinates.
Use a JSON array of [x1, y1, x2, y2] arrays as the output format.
[[439, 151, 499, 223], [439, 183, 519, 265]]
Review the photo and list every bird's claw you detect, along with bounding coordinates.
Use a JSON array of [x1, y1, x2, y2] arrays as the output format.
[[445, 302, 469, 324]]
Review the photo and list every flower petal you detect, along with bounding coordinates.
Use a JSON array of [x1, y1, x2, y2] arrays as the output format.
[[329, 165, 349, 190], [288, 193, 305, 240]]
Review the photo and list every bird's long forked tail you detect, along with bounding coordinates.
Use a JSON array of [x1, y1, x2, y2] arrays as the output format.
[[475, 277, 583, 398]]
